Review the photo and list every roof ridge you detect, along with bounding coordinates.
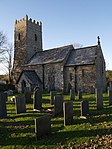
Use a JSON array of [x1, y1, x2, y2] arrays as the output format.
[[27, 44, 73, 64], [75, 45, 97, 50], [44, 44, 73, 51]]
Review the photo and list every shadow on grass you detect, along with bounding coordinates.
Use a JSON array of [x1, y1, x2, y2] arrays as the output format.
[[12, 113, 44, 119], [42, 98, 50, 104], [0, 119, 35, 127], [36, 128, 110, 146], [73, 112, 112, 125], [1, 127, 109, 146], [0, 135, 36, 146], [90, 106, 112, 116]]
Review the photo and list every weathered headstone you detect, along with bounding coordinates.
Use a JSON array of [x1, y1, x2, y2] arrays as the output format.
[[50, 91, 56, 105], [33, 86, 42, 110], [54, 95, 64, 117], [0, 93, 7, 118], [63, 101, 73, 126], [78, 90, 82, 100], [96, 88, 103, 110], [108, 88, 112, 106], [35, 114, 51, 140], [70, 88, 75, 100], [15, 96, 26, 114], [81, 100, 89, 117], [3, 92, 8, 102], [109, 81, 112, 90], [24, 87, 32, 104]]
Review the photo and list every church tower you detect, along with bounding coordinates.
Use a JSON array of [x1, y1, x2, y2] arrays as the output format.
[[12, 15, 43, 83]]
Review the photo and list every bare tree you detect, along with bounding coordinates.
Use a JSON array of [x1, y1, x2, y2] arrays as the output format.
[[73, 43, 83, 49], [0, 31, 7, 62], [1, 43, 13, 83], [0, 31, 14, 83]]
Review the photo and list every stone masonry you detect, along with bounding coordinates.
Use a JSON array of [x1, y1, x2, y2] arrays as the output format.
[[12, 15, 42, 83], [13, 16, 106, 93]]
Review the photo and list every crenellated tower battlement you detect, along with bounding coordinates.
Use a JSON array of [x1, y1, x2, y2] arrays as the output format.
[[15, 15, 42, 26], [13, 15, 43, 83]]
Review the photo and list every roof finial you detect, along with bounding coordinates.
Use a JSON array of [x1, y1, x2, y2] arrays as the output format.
[[25, 14, 28, 20], [97, 36, 100, 45]]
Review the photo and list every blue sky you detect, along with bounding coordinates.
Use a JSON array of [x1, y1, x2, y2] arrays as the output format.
[[0, 0, 112, 74]]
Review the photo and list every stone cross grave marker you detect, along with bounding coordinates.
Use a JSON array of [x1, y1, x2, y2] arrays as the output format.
[[63, 101, 73, 126], [35, 114, 51, 140], [0, 92, 7, 118], [33, 86, 42, 110], [54, 95, 64, 117], [15, 96, 26, 114]]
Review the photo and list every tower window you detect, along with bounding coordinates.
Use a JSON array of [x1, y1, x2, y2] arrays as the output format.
[[18, 33, 20, 40], [35, 34, 37, 41]]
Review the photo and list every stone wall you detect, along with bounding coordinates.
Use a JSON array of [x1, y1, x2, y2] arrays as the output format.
[[95, 45, 106, 91], [23, 62, 64, 91], [13, 17, 27, 83], [64, 65, 96, 93], [13, 16, 42, 84], [64, 67, 75, 92], [26, 19, 42, 61], [44, 63, 64, 91]]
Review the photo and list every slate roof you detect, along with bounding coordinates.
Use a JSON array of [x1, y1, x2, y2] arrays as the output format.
[[16, 70, 42, 84], [26, 44, 98, 67], [65, 45, 98, 66], [27, 45, 74, 65]]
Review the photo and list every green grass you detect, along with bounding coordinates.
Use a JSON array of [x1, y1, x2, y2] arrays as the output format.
[[0, 92, 112, 148]]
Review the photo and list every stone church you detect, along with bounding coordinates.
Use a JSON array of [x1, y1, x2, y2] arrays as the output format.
[[12, 15, 106, 93]]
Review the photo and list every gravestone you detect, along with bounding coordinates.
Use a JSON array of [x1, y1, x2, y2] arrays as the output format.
[[0, 93, 7, 118], [63, 101, 73, 126], [33, 86, 42, 110], [35, 114, 51, 140], [109, 81, 112, 90], [78, 90, 82, 100], [81, 100, 89, 116], [70, 88, 75, 100], [15, 96, 26, 114], [3, 92, 8, 102], [24, 87, 32, 104], [108, 88, 112, 106], [54, 95, 64, 117], [96, 88, 103, 110], [50, 91, 56, 105]]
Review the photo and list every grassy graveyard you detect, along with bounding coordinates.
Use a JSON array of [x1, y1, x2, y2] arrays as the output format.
[[0, 92, 112, 148]]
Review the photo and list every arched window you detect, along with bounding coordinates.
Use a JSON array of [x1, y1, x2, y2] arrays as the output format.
[[35, 34, 37, 41], [18, 33, 20, 40]]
